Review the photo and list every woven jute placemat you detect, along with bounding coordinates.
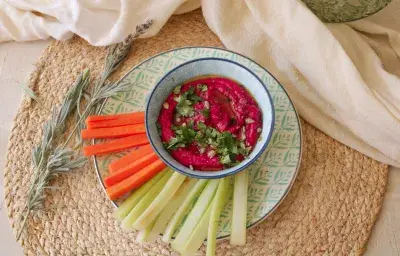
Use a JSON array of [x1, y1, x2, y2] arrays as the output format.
[[4, 10, 388, 256]]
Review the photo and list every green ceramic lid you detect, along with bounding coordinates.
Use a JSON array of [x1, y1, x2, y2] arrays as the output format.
[[302, 0, 393, 23]]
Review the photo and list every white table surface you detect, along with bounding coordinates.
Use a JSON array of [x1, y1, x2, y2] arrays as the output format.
[[0, 40, 399, 256]]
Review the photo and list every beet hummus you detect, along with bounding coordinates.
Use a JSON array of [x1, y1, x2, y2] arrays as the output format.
[[157, 77, 262, 171]]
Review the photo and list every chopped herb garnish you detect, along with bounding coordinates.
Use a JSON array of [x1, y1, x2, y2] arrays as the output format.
[[201, 108, 210, 118], [173, 86, 203, 117], [220, 154, 232, 165], [188, 119, 195, 128], [181, 126, 196, 142], [166, 125, 196, 149], [173, 85, 182, 94], [174, 95, 194, 117], [198, 84, 208, 92], [187, 94, 202, 103], [197, 121, 207, 131]]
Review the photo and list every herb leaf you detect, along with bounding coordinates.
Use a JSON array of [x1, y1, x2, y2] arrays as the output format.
[[173, 86, 202, 117], [198, 84, 208, 92], [175, 95, 194, 117], [173, 85, 182, 94], [167, 125, 196, 149], [220, 154, 232, 165], [188, 94, 202, 103], [201, 108, 210, 118]]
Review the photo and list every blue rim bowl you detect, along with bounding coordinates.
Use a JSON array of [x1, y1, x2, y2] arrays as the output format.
[[145, 58, 275, 179]]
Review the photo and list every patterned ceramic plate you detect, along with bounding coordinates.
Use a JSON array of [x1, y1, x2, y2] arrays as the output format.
[[94, 47, 302, 239], [302, 0, 392, 23]]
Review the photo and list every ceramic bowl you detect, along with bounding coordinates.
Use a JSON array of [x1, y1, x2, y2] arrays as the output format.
[[145, 58, 275, 179]]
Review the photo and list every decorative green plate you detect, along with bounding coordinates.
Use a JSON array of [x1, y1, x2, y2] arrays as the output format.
[[302, 0, 392, 23], [94, 47, 302, 239]]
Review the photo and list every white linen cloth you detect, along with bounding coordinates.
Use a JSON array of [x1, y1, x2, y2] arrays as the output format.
[[1, 0, 399, 167]]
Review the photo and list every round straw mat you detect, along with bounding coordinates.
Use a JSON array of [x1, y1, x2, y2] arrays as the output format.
[[4, 9, 388, 256]]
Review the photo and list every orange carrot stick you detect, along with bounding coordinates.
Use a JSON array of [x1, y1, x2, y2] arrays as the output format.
[[104, 152, 159, 187], [109, 144, 153, 173], [87, 118, 144, 129], [81, 123, 146, 140], [83, 134, 149, 156], [86, 112, 145, 124], [106, 160, 167, 200]]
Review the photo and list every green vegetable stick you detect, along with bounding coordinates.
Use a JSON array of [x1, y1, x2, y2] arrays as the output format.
[[179, 202, 213, 255], [162, 179, 208, 243], [171, 179, 220, 252], [121, 170, 173, 231], [230, 170, 248, 245], [206, 177, 231, 256], [136, 219, 156, 244], [113, 170, 167, 221], [133, 172, 187, 230], [146, 178, 198, 243]]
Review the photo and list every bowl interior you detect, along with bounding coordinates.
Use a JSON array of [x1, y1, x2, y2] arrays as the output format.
[[146, 58, 274, 178]]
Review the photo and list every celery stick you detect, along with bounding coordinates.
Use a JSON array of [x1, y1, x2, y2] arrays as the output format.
[[146, 178, 198, 243], [121, 170, 173, 231], [206, 177, 231, 256], [113, 170, 166, 221], [230, 170, 248, 245], [172, 179, 220, 252], [162, 179, 208, 243], [136, 219, 156, 244], [133, 172, 186, 230], [179, 202, 213, 255]]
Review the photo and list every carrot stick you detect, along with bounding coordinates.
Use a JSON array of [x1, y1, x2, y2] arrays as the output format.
[[81, 123, 145, 139], [83, 134, 149, 156], [106, 160, 167, 200], [104, 152, 159, 188], [86, 112, 145, 123], [109, 144, 153, 173], [87, 118, 144, 129]]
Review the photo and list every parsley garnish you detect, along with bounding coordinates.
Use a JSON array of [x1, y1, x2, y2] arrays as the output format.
[[167, 125, 196, 149], [220, 154, 232, 165], [173, 85, 182, 94], [174, 95, 193, 117], [200, 108, 210, 118], [198, 84, 208, 92], [173, 86, 201, 117], [187, 94, 202, 103]]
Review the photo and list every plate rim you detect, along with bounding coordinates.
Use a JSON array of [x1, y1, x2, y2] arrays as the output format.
[[92, 46, 303, 239]]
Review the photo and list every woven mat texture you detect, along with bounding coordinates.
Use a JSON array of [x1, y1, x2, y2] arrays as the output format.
[[4, 10, 388, 256]]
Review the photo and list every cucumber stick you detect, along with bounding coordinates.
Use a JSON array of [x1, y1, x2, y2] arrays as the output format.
[[146, 178, 198, 243], [230, 170, 248, 245], [162, 179, 208, 243], [171, 179, 220, 252], [133, 172, 187, 230], [121, 170, 173, 231], [113, 170, 167, 221], [180, 202, 213, 255], [206, 177, 232, 256]]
